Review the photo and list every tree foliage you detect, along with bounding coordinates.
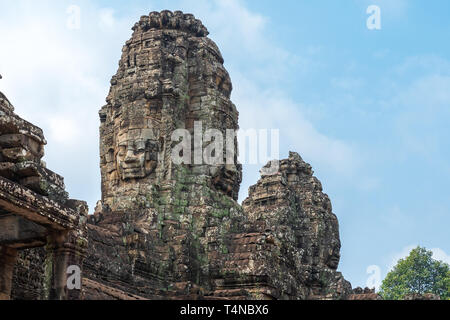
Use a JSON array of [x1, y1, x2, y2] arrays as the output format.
[[380, 246, 450, 300]]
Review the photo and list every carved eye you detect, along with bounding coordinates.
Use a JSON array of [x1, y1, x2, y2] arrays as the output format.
[[135, 141, 146, 154]]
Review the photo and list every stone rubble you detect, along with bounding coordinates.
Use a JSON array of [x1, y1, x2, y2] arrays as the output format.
[[348, 287, 382, 300]]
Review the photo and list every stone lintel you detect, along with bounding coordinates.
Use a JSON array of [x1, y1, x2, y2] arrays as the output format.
[[0, 177, 78, 231], [0, 214, 47, 249]]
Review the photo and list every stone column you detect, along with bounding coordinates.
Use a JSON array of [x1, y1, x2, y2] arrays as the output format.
[[0, 246, 18, 300], [45, 230, 86, 300]]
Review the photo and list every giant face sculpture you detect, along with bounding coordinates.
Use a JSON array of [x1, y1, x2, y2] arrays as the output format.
[[100, 11, 242, 207], [325, 241, 341, 270], [116, 128, 159, 180], [210, 164, 242, 200]]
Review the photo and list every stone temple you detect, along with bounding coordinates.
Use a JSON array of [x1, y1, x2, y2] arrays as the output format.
[[0, 11, 374, 300]]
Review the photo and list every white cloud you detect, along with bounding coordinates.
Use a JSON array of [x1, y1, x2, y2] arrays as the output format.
[[234, 75, 359, 177], [99, 8, 115, 29], [431, 248, 450, 265], [388, 245, 450, 272], [48, 116, 82, 144]]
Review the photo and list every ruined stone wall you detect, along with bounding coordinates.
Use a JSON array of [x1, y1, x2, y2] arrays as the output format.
[[208, 152, 351, 300], [0, 90, 48, 300], [0, 87, 88, 300], [241, 152, 349, 299], [11, 248, 47, 300], [348, 287, 382, 300]]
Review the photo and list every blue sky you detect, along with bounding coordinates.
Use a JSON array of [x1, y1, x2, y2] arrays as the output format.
[[0, 0, 449, 289]]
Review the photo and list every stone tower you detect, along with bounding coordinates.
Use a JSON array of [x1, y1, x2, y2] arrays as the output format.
[[86, 11, 245, 299], [98, 10, 241, 212]]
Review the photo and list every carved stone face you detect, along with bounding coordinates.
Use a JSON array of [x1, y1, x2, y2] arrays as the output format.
[[116, 129, 158, 180], [211, 164, 242, 200], [326, 242, 341, 270]]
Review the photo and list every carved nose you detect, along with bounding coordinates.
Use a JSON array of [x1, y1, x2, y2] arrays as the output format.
[[124, 150, 135, 163]]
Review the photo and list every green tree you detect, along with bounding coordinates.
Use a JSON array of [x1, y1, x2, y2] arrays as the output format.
[[380, 246, 450, 300]]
